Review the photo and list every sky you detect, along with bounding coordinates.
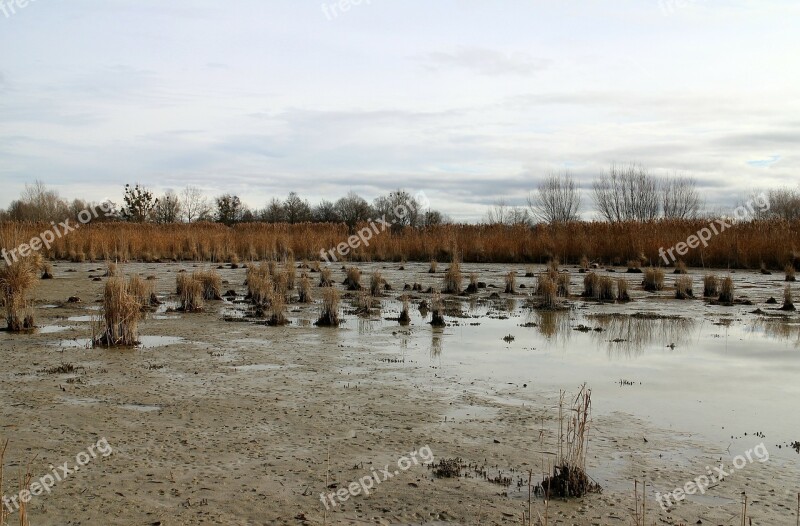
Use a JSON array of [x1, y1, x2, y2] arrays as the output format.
[[0, 0, 798, 222]]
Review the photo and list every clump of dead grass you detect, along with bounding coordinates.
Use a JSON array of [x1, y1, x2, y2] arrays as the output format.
[[429, 260, 438, 274], [319, 267, 333, 287], [781, 285, 795, 311], [596, 276, 614, 301], [703, 274, 719, 297], [399, 294, 411, 325], [128, 274, 157, 309], [675, 275, 694, 299], [194, 269, 222, 300], [430, 291, 446, 327], [718, 276, 734, 304], [443, 261, 462, 294], [315, 287, 341, 327], [673, 260, 688, 274], [370, 271, 384, 297], [642, 268, 665, 292], [582, 273, 598, 298], [298, 273, 313, 303], [93, 276, 142, 346], [344, 267, 362, 291], [504, 271, 516, 294], [0, 258, 38, 331], [178, 275, 204, 312], [616, 278, 630, 301], [786, 265, 796, 282]]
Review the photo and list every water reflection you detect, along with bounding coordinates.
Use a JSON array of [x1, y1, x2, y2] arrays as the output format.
[[431, 331, 443, 359], [588, 314, 696, 357], [533, 310, 573, 343], [749, 318, 800, 346]]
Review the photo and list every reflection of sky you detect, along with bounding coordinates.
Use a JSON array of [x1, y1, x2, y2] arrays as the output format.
[[333, 297, 800, 463]]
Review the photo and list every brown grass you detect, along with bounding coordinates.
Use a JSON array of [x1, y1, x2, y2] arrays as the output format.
[[719, 276, 734, 304], [370, 271, 384, 297], [0, 258, 37, 331], [675, 275, 693, 299], [267, 289, 289, 326], [642, 268, 665, 292], [786, 264, 796, 282], [504, 271, 516, 294], [536, 275, 559, 309], [4, 219, 800, 268], [298, 273, 313, 303], [94, 276, 142, 346], [315, 287, 340, 327], [596, 276, 614, 301], [466, 272, 479, 294], [557, 273, 570, 297], [703, 274, 719, 297], [616, 278, 630, 301], [399, 294, 411, 325], [319, 267, 333, 287], [673, 260, 688, 274], [582, 273, 598, 298], [782, 285, 795, 311], [128, 274, 156, 309], [179, 275, 204, 312], [430, 291, 446, 327], [443, 261, 462, 294], [247, 263, 272, 305], [429, 260, 438, 273], [344, 267, 362, 290], [194, 269, 222, 300]]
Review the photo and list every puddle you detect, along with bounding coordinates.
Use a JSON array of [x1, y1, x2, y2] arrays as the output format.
[[227, 364, 284, 372], [37, 325, 72, 334], [118, 403, 161, 412], [137, 336, 184, 348], [67, 315, 95, 322]]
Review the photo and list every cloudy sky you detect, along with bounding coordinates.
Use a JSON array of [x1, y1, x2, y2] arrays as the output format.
[[1, 0, 797, 221]]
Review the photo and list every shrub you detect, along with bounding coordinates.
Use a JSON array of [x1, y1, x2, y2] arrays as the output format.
[[466, 272, 479, 294]]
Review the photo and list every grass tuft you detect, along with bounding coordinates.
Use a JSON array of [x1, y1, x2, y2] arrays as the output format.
[[315, 287, 340, 327], [0, 258, 38, 331], [642, 268, 665, 292], [703, 274, 719, 297], [93, 276, 142, 346]]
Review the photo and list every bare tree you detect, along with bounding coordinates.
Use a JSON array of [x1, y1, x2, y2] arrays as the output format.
[[484, 198, 530, 226], [593, 164, 660, 222], [662, 175, 702, 219], [335, 192, 373, 231], [181, 185, 212, 223], [766, 187, 800, 220], [283, 192, 312, 223], [528, 172, 581, 224], [153, 190, 183, 223]]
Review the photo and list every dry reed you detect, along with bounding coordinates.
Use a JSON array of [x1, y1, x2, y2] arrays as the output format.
[[557, 273, 570, 297], [344, 267, 362, 291], [94, 276, 142, 346], [504, 271, 516, 294], [616, 278, 630, 301], [319, 266, 333, 287], [466, 272, 479, 294], [786, 264, 796, 282], [443, 261, 462, 294], [194, 269, 222, 300], [0, 258, 37, 331], [370, 271, 384, 297], [430, 291, 446, 327], [782, 285, 795, 311], [703, 274, 719, 297], [596, 276, 614, 301], [675, 275, 693, 299], [719, 276, 734, 304], [315, 287, 340, 327], [179, 275, 204, 312], [642, 268, 665, 292], [582, 273, 598, 298], [399, 294, 411, 325], [298, 273, 313, 303]]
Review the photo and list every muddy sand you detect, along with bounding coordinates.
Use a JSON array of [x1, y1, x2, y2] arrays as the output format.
[[1, 262, 797, 525]]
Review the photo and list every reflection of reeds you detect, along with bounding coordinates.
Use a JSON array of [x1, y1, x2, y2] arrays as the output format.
[[588, 313, 695, 356], [703, 274, 719, 298]]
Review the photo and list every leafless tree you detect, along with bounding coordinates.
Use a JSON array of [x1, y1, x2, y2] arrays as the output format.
[[765, 187, 800, 220], [181, 185, 212, 223], [528, 172, 581, 224], [154, 190, 183, 223], [593, 164, 660, 222], [284, 192, 312, 223], [662, 175, 702, 219], [484, 199, 531, 226], [335, 192, 374, 231]]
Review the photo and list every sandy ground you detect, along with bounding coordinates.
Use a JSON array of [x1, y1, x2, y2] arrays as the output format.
[[0, 262, 797, 526]]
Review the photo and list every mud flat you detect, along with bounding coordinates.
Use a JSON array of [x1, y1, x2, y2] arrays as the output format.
[[0, 262, 798, 525]]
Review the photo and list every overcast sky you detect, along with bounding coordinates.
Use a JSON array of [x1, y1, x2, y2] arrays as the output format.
[[1, 0, 797, 221]]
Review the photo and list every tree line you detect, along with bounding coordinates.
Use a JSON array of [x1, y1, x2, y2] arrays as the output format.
[[2, 165, 798, 228]]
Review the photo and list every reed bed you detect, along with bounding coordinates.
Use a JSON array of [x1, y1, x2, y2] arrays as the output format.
[[94, 276, 142, 346], [0, 257, 37, 331], [642, 268, 665, 292], [3, 219, 800, 268]]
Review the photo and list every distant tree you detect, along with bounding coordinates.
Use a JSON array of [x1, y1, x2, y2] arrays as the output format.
[[312, 199, 340, 223], [284, 192, 312, 223], [484, 199, 530, 226], [419, 209, 446, 227], [593, 164, 660, 222], [528, 172, 581, 224], [765, 187, 800, 221], [181, 185, 212, 223], [335, 192, 373, 231], [120, 184, 158, 223], [153, 191, 182, 223], [260, 198, 286, 223], [215, 194, 246, 226], [662, 175, 702, 219], [373, 189, 422, 230], [7, 181, 70, 222]]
